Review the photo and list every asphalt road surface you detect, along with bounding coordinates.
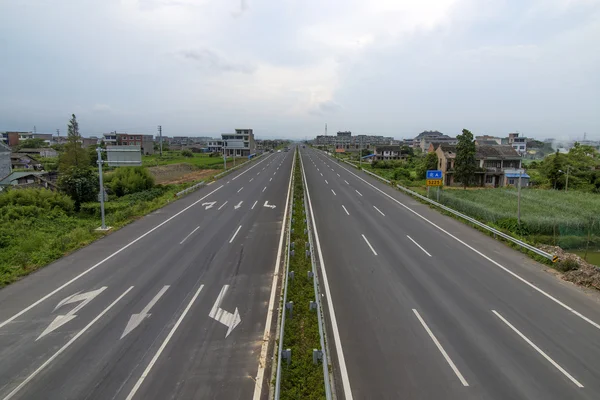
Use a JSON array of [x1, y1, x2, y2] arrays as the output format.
[[301, 147, 600, 400], [0, 151, 294, 400]]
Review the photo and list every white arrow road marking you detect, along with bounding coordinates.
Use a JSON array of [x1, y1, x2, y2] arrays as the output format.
[[37, 287, 107, 340], [234, 201, 243, 210], [202, 201, 216, 210], [125, 285, 203, 400], [121, 286, 169, 339], [209, 285, 241, 338], [264, 201, 276, 209], [218, 201, 228, 210], [5, 287, 134, 400]]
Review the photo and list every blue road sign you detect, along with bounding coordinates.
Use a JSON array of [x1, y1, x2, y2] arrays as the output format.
[[426, 170, 443, 179]]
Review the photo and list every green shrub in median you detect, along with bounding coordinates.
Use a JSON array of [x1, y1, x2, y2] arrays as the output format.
[[280, 152, 325, 400]]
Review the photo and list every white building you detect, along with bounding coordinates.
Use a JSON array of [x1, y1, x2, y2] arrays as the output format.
[[222, 129, 256, 157]]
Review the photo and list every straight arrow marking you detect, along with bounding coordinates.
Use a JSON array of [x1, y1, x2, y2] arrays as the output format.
[[234, 201, 243, 209], [121, 286, 170, 339], [209, 285, 242, 337]]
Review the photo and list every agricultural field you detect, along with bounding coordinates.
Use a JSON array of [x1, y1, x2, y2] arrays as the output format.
[[142, 151, 235, 169], [435, 187, 600, 253]]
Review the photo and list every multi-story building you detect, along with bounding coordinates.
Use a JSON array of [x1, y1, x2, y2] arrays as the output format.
[[221, 129, 256, 157], [507, 133, 527, 155], [116, 133, 155, 155], [435, 143, 527, 187], [103, 132, 118, 146], [1, 132, 25, 147], [207, 140, 224, 153], [0, 142, 11, 181]]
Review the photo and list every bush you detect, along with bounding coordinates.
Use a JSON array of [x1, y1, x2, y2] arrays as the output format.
[[0, 188, 75, 216], [110, 167, 155, 197], [58, 167, 98, 211], [556, 258, 579, 272], [393, 168, 411, 180], [181, 149, 193, 158]]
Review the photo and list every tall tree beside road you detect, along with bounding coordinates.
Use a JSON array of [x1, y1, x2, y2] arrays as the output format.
[[59, 114, 89, 171], [454, 129, 477, 189], [417, 152, 439, 179]]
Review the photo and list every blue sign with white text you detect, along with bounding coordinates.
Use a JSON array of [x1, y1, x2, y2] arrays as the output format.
[[426, 170, 443, 179]]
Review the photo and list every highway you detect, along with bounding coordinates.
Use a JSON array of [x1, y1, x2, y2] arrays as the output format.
[[0, 151, 294, 400], [300, 146, 600, 400]]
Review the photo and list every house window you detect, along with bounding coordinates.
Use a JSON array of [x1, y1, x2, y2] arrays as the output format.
[[123, 141, 128, 145], [485, 176, 493, 184], [508, 178, 515, 185]]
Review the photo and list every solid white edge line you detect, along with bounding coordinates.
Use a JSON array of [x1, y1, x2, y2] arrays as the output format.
[[331, 155, 600, 331], [126, 285, 205, 400], [342, 205, 350, 216], [3, 286, 135, 400], [229, 225, 242, 243], [218, 201, 228, 210], [406, 235, 432, 257], [492, 310, 584, 387], [252, 149, 295, 400], [373, 205, 385, 216], [331, 189, 337, 196], [412, 309, 469, 387], [179, 226, 200, 245], [251, 200, 258, 210], [0, 185, 223, 330], [361, 234, 378, 256], [300, 151, 354, 400]]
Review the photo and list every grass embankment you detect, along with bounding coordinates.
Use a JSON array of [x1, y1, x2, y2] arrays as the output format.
[[280, 151, 325, 399], [0, 182, 200, 287], [142, 151, 235, 169]]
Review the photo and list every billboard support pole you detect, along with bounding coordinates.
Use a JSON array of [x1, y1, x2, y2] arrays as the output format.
[[97, 147, 107, 230]]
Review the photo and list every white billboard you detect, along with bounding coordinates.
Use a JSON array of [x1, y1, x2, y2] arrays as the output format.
[[224, 139, 246, 149]]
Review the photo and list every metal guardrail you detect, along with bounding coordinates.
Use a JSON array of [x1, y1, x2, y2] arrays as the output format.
[[303, 159, 333, 400], [363, 168, 391, 184], [393, 184, 556, 261], [323, 149, 557, 263], [212, 153, 266, 180], [175, 180, 205, 197]]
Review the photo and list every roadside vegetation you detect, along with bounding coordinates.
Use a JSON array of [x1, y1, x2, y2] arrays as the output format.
[[279, 149, 325, 399], [0, 115, 268, 287]]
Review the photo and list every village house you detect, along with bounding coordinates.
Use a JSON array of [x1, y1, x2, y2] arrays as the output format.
[[435, 144, 529, 187]]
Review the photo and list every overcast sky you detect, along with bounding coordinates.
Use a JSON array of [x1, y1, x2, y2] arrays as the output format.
[[1, 0, 599, 140]]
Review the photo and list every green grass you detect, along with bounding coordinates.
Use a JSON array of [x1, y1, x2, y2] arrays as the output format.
[[142, 151, 234, 169], [280, 151, 325, 400], [0, 184, 192, 287]]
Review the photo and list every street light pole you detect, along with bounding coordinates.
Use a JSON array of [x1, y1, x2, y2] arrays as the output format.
[[565, 166, 570, 192], [359, 136, 362, 168], [97, 147, 107, 230]]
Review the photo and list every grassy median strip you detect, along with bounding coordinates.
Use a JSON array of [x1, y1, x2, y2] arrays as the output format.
[[280, 149, 325, 399]]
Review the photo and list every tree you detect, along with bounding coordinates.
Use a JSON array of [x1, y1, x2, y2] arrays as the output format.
[[58, 167, 98, 211], [59, 114, 89, 171], [454, 129, 477, 188], [109, 167, 155, 197], [417, 152, 439, 179], [401, 145, 414, 157], [181, 149, 194, 158], [15, 138, 46, 150]]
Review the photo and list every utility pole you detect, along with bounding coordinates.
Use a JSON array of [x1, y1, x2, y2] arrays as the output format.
[[33, 125, 37, 134], [565, 166, 570, 192], [359, 136, 362, 168], [158, 125, 163, 157], [97, 147, 107, 230], [517, 170, 522, 226]]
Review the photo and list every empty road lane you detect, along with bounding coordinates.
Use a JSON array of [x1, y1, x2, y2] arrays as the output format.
[[0, 151, 294, 400]]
